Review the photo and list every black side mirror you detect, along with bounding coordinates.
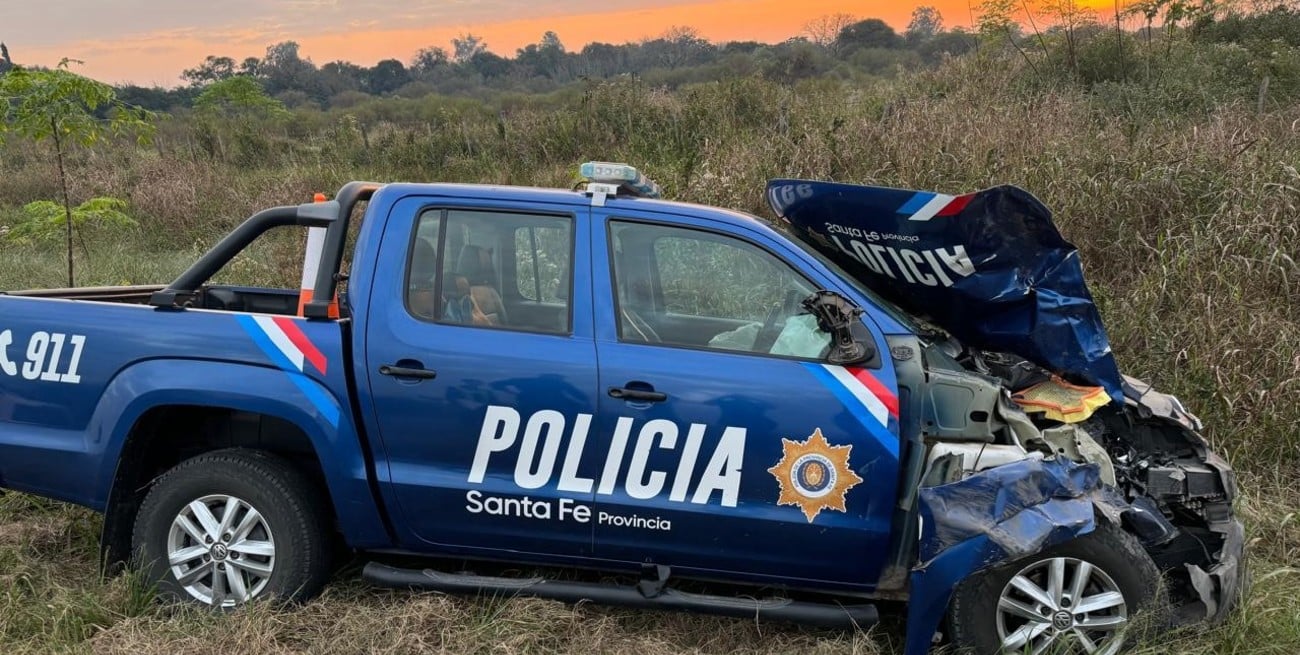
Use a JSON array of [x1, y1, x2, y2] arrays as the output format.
[[801, 290, 877, 366]]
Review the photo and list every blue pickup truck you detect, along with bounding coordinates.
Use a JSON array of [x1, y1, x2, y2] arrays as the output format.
[[0, 168, 1243, 654]]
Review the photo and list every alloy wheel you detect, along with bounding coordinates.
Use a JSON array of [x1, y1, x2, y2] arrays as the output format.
[[166, 494, 276, 607], [995, 556, 1129, 654]]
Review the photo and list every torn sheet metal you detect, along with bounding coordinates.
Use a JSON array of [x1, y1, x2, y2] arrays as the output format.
[[1189, 518, 1246, 622], [901, 457, 1121, 655], [767, 180, 1124, 402]]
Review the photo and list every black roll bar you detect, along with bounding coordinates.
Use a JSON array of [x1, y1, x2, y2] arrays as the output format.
[[304, 181, 381, 319], [150, 181, 381, 315]]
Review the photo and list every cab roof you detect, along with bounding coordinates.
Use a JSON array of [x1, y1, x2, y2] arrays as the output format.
[[371, 182, 775, 231]]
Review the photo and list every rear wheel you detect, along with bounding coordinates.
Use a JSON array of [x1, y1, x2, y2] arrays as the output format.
[[132, 449, 332, 607], [948, 522, 1163, 654]]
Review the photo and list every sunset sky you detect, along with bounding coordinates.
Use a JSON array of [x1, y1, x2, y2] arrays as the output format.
[[7, 0, 1127, 85]]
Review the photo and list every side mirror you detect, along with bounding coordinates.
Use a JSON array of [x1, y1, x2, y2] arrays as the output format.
[[801, 290, 877, 366]]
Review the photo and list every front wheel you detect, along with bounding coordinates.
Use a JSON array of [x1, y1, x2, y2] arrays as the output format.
[[947, 521, 1164, 654], [132, 449, 332, 607]]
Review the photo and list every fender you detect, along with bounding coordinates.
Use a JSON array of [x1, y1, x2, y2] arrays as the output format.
[[90, 358, 389, 548], [901, 457, 1105, 655]]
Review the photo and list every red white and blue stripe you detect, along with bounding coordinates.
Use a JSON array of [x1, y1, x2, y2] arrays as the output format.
[[896, 192, 973, 222], [237, 314, 339, 427], [804, 363, 901, 456]]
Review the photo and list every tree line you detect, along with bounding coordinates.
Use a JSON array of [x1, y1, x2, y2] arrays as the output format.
[[99, 8, 978, 111]]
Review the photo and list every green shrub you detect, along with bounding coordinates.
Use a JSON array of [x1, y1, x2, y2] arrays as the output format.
[[7, 197, 136, 243]]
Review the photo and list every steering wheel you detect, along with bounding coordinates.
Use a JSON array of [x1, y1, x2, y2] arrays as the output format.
[[752, 289, 802, 353]]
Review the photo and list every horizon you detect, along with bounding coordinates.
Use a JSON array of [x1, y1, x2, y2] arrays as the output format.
[[6, 0, 1132, 86]]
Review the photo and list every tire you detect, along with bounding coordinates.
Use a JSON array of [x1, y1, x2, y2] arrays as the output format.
[[132, 448, 332, 608], [947, 521, 1164, 654]]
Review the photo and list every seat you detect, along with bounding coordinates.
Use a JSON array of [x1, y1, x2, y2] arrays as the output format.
[[407, 237, 439, 319], [455, 244, 508, 326]]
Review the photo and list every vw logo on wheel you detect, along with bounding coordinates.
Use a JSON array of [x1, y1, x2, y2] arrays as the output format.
[[210, 542, 229, 561], [1052, 610, 1074, 630]]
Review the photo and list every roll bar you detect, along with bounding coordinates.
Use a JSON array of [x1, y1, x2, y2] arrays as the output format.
[[150, 181, 382, 317]]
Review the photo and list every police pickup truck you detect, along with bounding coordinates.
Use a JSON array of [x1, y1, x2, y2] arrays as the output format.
[[0, 165, 1244, 654]]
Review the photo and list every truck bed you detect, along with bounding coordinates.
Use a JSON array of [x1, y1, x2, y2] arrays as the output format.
[[0, 292, 352, 507], [2, 285, 302, 315]]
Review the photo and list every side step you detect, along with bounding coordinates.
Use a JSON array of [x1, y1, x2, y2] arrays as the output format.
[[363, 562, 877, 628]]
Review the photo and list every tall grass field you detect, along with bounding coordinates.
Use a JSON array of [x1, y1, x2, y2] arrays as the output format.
[[1, 45, 1298, 654]]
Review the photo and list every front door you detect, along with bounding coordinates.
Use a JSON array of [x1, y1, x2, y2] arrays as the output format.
[[590, 213, 903, 587], [364, 197, 599, 558]]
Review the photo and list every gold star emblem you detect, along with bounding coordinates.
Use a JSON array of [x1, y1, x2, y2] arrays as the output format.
[[767, 428, 864, 523]]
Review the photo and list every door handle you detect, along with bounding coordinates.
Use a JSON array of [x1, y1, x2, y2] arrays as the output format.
[[608, 386, 667, 402], [379, 364, 437, 380]]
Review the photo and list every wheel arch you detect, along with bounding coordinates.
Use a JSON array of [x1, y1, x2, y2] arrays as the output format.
[[94, 359, 389, 569]]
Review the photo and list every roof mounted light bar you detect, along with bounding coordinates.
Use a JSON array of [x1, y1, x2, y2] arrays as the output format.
[[580, 161, 662, 206]]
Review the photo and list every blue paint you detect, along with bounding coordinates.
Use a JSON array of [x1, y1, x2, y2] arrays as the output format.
[[903, 458, 1104, 655], [769, 179, 1124, 401], [896, 191, 935, 214], [0, 181, 1155, 653], [802, 363, 899, 457]]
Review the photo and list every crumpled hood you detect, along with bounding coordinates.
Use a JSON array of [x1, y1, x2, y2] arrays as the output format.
[[767, 180, 1123, 402]]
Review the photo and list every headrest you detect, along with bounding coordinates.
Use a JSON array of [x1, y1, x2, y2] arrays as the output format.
[[457, 244, 495, 286], [410, 237, 437, 286]]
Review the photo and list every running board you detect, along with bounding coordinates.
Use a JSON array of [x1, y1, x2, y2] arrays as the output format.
[[362, 562, 877, 628]]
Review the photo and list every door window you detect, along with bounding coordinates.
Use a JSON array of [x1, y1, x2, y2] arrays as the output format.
[[407, 209, 573, 334], [609, 221, 830, 359]]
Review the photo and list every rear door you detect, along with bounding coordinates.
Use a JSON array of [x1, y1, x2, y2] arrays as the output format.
[[589, 209, 904, 587], [363, 195, 600, 558]]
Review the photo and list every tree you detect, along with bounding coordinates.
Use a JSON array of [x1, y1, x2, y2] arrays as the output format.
[[517, 31, 568, 78], [0, 43, 13, 74], [467, 51, 510, 78], [453, 33, 488, 64], [319, 60, 365, 96], [411, 46, 449, 75], [656, 26, 712, 68], [978, 0, 1019, 39], [577, 42, 628, 77], [762, 40, 832, 82], [540, 31, 565, 53], [192, 76, 289, 162], [835, 19, 904, 54], [366, 59, 410, 95], [181, 55, 236, 86], [906, 6, 945, 42], [804, 13, 856, 54], [194, 75, 288, 120], [238, 56, 260, 77], [259, 41, 317, 95], [919, 29, 978, 64], [1043, 0, 1097, 73], [0, 61, 155, 286]]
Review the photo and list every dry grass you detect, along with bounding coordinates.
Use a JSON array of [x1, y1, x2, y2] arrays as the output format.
[[1, 50, 1298, 653]]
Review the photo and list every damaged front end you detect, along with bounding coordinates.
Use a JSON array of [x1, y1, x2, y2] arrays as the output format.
[[898, 344, 1245, 655], [766, 179, 1244, 653], [1099, 375, 1245, 623]]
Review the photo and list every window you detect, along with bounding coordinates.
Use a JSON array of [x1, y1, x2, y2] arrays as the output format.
[[610, 221, 830, 359], [407, 209, 573, 334], [515, 225, 570, 304]]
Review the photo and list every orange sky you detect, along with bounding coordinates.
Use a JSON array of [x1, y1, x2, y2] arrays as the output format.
[[13, 0, 1130, 85]]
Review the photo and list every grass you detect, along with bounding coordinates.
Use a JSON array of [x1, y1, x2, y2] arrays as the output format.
[[1, 46, 1299, 654]]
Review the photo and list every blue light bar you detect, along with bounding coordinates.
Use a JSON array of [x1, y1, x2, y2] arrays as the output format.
[[580, 161, 662, 199]]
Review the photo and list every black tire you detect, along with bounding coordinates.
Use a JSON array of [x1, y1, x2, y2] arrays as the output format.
[[947, 521, 1164, 654], [132, 448, 332, 607]]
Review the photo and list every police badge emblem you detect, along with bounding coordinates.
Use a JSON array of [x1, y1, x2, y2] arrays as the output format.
[[767, 428, 863, 523]]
